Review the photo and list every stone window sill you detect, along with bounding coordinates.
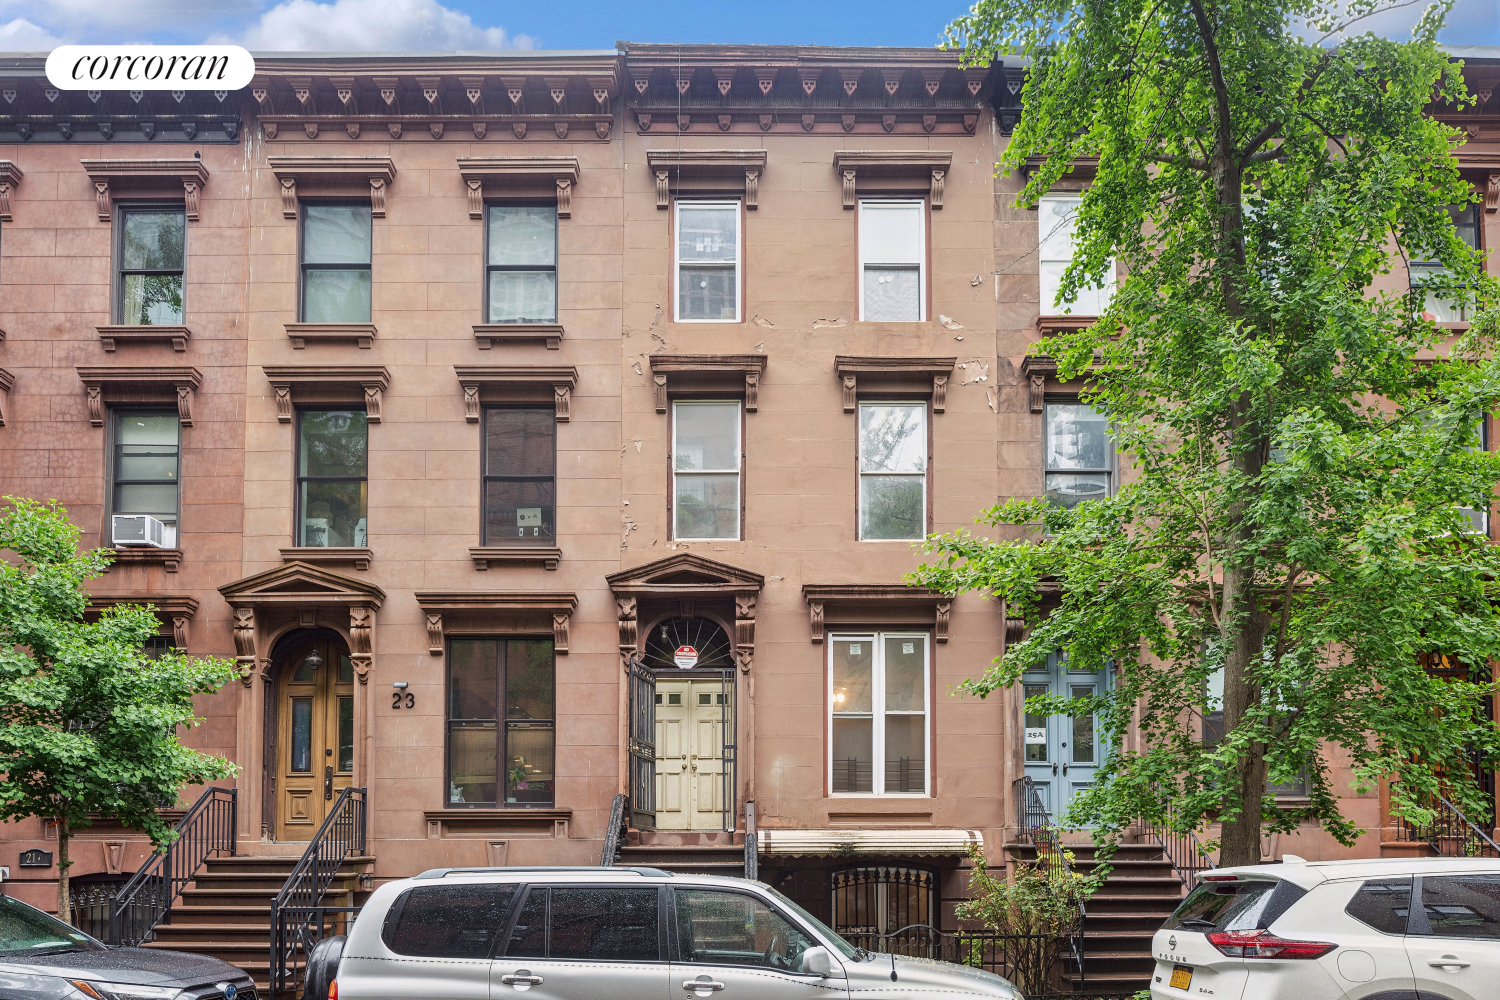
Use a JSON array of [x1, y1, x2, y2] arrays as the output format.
[[281, 547, 372, 571], [104, 547, 183, 573], [470, 546, 562, 570]]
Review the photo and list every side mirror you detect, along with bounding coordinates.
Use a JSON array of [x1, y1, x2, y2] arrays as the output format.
[[801, 945, 836, 978]]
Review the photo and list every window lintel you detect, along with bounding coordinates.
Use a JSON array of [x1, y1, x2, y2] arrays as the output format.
[[263, 364, 389, 423], [648, 148, 766, 209], [835, 355, 953, 413], [416, 591, 577, 654], [82, 158, 207, 221], [459, 156, 580, 218], [802, 584, 951, 644], [651, 354, 766, 413], [269, 155, 395, 218], [77, 365, 202, 427], [833, 150, 951, 209], [454, 364, 576, 423]]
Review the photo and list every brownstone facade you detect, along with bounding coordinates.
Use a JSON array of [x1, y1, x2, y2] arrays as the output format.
[[1, 44, 1498, 932]]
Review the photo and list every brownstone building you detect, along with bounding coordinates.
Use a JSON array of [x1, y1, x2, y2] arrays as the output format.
[[0, 40, 1497, 993]]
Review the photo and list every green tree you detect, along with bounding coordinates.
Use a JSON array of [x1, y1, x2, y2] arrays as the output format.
[[919, 1, 1500, 865], [0, 497, 236, 923]]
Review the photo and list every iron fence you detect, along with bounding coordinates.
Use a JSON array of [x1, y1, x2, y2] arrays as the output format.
[[846, 923, 1084, 997], [1139, 800, 1216, 886], [1394, 789, 1500, 858], [269, 786, 367, 998], [108, 786, 237, 946]]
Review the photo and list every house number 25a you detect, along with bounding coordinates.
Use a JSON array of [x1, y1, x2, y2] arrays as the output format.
[[392, 691, 415, 709]]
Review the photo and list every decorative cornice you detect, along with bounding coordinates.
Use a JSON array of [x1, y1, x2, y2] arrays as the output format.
[[456, 156, 581, 218], [86, 594, 198, 648], [218, 559, 386, 609], [645, 148, 767, 209], [453, 365, 577, 422], [649, 353, 767, 412], [605, 551, 765, 595], [0, 160, 21, 221], [267, 155, 396, 218], [468, 546, 564, 571], [800, 583, 952, 644], [473, 323, 564, 350], [416, 590, 577, 647], [75, 366, 202, 427], [81, 159, 210, 222], [1019, 355, 1058, 413], [831, 150, 952, 209], [280, 547, 373, 572], [285, 322, 376, 350], [97, 325, 191, 353], [834, 355, 956, 413], [262, 365, 390, 423]]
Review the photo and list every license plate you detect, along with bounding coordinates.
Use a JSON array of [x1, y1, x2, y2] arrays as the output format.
[[1170, 965, 1193, 990]]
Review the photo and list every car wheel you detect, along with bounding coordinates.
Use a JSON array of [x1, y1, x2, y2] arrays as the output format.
[[303, 934, 346, 1000]]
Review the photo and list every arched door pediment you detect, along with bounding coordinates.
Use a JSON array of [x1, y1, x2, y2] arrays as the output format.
[[607, 553, 763, 673]]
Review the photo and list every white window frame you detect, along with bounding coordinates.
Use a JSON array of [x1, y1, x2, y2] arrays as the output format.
[[1043, 399, 1114, 508], [857, 400, 928, 541], [857, 198, 926, 322], [673, 199, 742, 323], [671, 399, 742, 541], [828, 631, 931, 796], [1038, 195, 1116, 317]]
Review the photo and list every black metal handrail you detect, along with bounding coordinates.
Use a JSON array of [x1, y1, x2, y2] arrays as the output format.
[[1139, 801, 1216, 887], [1395, 790, 1500, 858], [270, 787, 367, 997], [600, 792, 628, 865], [108, 786, 236, 945], [1012, 776, 1052, 845], [848, 922, 1084, 996]]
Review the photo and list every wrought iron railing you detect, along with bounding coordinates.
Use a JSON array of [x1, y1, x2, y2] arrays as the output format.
[[1395, 790, 1500, 858], [1012, 776, 1053, 845], [1139, 802, 1216, 887], [600, 792, 628, 865], [847, 922, 1086, 997], [108, 786, 237, 945], [70, 881, 125, 941], [270, 786, 367, 998]]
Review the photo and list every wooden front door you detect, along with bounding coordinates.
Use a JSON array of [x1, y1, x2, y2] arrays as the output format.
[[275, 635, 355, 840], [654, 678, 730, 830]]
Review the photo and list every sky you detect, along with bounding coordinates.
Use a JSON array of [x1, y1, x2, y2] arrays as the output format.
[[0, 0, 1495, 52]]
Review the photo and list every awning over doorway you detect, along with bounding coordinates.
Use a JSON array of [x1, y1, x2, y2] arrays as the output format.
[[757, 829, 981, 856]]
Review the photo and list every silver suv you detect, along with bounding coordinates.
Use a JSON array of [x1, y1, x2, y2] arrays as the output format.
[[326, 866, 1023, 1000]]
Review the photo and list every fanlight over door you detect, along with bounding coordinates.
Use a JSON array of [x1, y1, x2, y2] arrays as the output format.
[[642, 616, 734, 670]]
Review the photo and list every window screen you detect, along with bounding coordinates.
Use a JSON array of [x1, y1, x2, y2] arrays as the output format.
[[859, 200, 924, 322], [383, 884, 517, 957]]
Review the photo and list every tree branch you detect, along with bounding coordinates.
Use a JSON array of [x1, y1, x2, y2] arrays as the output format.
[[1186, 0, 1233, 157], [1239, 121, 1282, 166], [1150, 152, 1211, 171]]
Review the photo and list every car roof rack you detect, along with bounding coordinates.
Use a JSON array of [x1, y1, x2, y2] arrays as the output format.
[[413, 865, 674, 880]]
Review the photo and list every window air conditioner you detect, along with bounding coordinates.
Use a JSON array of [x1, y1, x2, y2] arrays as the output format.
[[112, 514, 168, 548]]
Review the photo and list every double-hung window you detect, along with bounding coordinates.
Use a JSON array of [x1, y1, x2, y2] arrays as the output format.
[[1412, 203, 1481, 323], [675, 201, 740, 322], [117, 206, 185, 325], [830, 633, 929, 795], [1038, 195, 1115, 316], [297, 410, 367, 548], [483, 407, 556, 545], [1045, 401, 1112, 508], [112, 411, 180, 545], [486, 205, 557, 323], [858, 402, 926, 540], [301, 204, 372, 322], [858, 199, 925, 322], [448, 637, 556, 807], [672, 400, 742, 540]]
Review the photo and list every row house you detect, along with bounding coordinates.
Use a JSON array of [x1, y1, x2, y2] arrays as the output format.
[[0, 41, 1496, 993]]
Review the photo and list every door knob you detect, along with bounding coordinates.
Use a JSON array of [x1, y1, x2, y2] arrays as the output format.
[[1052, 762, 1058, 775]]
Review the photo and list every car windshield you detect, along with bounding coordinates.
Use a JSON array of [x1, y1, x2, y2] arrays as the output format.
[[0, 895, 102, 956], [761, 884, 862, 960], [1164, 879, 1283, 933]]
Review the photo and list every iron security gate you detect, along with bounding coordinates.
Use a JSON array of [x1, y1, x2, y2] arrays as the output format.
[[719, 666, 737, 833], [628, 656, 657, 830]]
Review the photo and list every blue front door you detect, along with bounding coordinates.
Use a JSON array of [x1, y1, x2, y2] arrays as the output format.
[[1022, 652, 1108, 824]]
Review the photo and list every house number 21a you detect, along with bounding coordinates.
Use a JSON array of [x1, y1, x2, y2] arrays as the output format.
[[392, 691, 415, 709]]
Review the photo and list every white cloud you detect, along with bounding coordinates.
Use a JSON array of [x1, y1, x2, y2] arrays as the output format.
[[220, 0, 533, 51], [0, 16, 65, 50]]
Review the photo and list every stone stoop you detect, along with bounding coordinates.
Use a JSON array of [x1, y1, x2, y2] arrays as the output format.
[[142, 854, 375, 994], [617, 842, 749, 877], [1005, 842, 1186, 996]]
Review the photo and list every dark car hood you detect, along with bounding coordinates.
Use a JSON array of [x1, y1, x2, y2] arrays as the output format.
[[0, 946, 247, 987]]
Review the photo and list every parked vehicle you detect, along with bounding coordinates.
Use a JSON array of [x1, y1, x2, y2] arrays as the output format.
[[1150, 856, 1499, 1000], [318, 865, 1024, 999], [0, 891, 256, 1000]]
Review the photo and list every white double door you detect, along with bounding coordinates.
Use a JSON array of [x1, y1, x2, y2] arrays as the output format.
[[655, 677, 730, 830]]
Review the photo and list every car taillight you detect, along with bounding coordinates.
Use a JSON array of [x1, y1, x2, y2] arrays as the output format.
[[328, 980, 337, 1000], [1206, 929, 1335, 959]]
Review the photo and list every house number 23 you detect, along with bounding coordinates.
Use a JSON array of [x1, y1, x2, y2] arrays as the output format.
[[392, 691, 415, 709]]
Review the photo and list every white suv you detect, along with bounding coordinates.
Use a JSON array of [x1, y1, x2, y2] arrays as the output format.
[[1150, 856, 1500, 1000], [323, 866, 1024, 1000]]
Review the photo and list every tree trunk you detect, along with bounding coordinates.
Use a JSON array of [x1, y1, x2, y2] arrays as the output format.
[[56, 814, 71, 927], [1218, 586, 1271, 867]]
